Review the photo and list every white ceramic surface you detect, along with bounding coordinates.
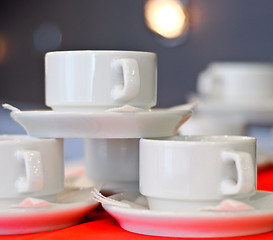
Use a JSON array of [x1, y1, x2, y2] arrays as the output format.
[[197, 62, 273, 102], [140, 135, 256, 211], [10, 109, 191, 138], [189, 94, 273, 124], [102, 191, 273, 238], [85, 139, 139, 192], [0, 187, 98, 235], [178, 113, 246, 136], [0, 135, 64, 205], [45, 50, 157, 111]]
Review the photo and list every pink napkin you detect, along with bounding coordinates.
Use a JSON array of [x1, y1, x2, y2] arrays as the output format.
[[201, 199, 254, 212], [15, 198, 54, 207]]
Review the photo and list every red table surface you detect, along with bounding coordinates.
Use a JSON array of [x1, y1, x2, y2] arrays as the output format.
[[1, 167, 273, 240]]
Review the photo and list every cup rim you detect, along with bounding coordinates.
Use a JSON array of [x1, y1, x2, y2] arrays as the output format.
[[45, 50, 156, 57], [0, 135, 57, 143], [205, 62, 273, 73], [141, 135, 256, 144]]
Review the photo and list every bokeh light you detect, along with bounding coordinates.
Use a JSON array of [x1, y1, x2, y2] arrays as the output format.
[[33, 22, 62, 52], [145, 0, 187, 39], [0, 36, 7, 64]]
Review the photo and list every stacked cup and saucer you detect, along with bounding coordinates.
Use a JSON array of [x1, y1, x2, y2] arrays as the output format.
[[193, 62, 273, 124], [100, 135, 273, 238], [1, 50, 190, 235], [9, 50, 191, 193], [7, 51, 273, 238]]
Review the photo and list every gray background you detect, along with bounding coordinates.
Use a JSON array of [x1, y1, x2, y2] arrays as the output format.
[[0, 0, 273, 108]]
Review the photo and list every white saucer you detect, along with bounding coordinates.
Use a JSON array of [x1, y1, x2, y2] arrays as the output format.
[[102, 191, 273, 238], [10, 109, 191, 138], [189, 95, 273, 124], [0, 187, 98, 235]]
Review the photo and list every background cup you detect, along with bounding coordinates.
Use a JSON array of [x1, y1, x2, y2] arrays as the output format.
[[140, 135, 256, 211], [45, 50, 157, 112], [0, 135, 64, 206], [84, 138, 139, 192], [178, 113, 246, 136], [197, 62, 273, 102]]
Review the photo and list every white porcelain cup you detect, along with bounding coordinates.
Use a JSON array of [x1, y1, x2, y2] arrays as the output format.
[[179, 113, 246, 136], [197, 62, 273, 102], [140, 135, 256, 211], [0, 135, 64, 206], [45, 50, 157, 111], [84, 138, 139, 192]]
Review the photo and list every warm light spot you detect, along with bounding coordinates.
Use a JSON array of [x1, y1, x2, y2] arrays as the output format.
[[145, 0, 187, 39], [0, 36, 7, 64]]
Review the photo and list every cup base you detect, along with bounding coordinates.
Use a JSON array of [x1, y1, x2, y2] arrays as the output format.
[[49, 105, 149, 112], [91, 179, 139, 194], [147, 194, 255, 212]]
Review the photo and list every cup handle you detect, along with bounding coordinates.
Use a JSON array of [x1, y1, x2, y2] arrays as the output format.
[[221, 150, 255, 195], [15, 150, 44, 193], [197, 71, 220, 97], [111, 58, 140, 102]]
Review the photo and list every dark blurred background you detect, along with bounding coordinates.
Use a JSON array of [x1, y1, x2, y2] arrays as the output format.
[[1, 0, 273, 108]]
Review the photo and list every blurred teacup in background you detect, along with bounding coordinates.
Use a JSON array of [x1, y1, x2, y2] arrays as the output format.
[[0, 135, 64, 206], [140, 135, 256, 212], [187, 62, 273, 168], [197, 62, 273, 103], [45, 50, 157, 112]]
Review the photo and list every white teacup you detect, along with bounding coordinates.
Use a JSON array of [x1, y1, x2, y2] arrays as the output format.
[[197, 62, 273, 102], [45, 50, 157, 112], [84, 138, 139, 192], [140, 135, 256, 211], [0, 135, 64, 206], [179, 114, 246, 136]]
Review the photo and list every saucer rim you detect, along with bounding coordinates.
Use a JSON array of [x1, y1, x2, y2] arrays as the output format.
[[191, 94, 273, 111], [102, 191, 273, 238], [189, 94, 273, 124], [0, 187, 99, 235], [103, 191, 273, 218], [10, 108, 191, 116], [0, 187, 98, 216], [10, 109, 192, 138]]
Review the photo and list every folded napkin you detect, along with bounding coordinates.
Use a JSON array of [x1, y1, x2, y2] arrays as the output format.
[[11, 198, 54, 208], [105, 105, 145, 112], [200, 199, 254, 212], [91, 188, 147, 209]]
